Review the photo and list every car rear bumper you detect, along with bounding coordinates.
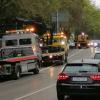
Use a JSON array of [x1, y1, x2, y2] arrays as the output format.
[[42, 56, 64, 66], [57, 83, 100, 95]]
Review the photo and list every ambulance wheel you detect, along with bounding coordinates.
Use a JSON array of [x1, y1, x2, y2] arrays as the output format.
[[12, 67, 21, 80], [33, 63, 39, 74]]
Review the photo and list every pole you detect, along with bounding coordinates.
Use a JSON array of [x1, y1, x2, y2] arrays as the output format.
[[15, 22, 17, 30], [56, 10, 59, 33]]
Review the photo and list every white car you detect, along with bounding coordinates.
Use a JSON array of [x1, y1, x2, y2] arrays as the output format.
[[94, 51, 100, 59], [68, 40, 75, 49], [88, 40, 100, 47]]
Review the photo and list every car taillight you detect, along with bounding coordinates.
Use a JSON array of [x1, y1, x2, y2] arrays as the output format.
[[58, 73, 69, 80], [90, 74, 100, 80]]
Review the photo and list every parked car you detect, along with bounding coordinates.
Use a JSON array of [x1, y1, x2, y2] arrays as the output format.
[[94, 51, 100, 59], [68, 40, 75, 49], [56, 59, 100, 100]]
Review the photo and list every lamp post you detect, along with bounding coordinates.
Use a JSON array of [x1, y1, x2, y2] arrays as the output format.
[[56, 10, 59, 33]]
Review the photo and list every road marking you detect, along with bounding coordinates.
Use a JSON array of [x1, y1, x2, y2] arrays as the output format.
[[40, 67, 49, 72], [14, 84, 56, 100]]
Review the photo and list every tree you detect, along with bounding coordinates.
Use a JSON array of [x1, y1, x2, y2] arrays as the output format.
[[82, 0, 100, 38], [0, 0, 100, 38], [0, 0, 22, 19]]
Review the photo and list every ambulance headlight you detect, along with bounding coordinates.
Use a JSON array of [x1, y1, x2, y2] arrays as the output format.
[[61, 41, 65, 45], [49, 55, 53, 59], [40, 43, 43, 47]]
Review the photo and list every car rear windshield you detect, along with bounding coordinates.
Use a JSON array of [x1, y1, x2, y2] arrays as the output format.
[[94, 53, 100, 59], [64, 64, 98, 73]]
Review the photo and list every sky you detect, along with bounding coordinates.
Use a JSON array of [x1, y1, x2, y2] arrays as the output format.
[[91, 0, 100, 8]]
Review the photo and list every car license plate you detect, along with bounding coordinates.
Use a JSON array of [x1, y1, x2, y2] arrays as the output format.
[[72, 77, 87, 81]]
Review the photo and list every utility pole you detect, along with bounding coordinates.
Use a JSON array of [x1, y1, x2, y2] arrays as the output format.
[[56, 10, 59, 33]]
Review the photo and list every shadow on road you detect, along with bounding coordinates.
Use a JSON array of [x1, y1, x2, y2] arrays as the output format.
[[0, 73, 36, 82]]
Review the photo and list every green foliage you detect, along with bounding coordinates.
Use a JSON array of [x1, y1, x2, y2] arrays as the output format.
[[82, 0, 100, 38], [0, 0, 100, 37]]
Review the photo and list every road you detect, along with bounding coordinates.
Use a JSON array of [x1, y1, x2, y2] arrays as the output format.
[[0, 48, 99, 100]]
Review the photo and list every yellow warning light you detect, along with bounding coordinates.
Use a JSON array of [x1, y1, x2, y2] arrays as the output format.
[[26, 29, 30, 31], [26, 27, 35, 32], [30, 28, 35, 32], [61, 32, 64, 35], [64, 36, 67, 39]]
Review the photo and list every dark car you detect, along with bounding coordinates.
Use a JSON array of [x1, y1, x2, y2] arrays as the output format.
[[56, 59, 100, 100]]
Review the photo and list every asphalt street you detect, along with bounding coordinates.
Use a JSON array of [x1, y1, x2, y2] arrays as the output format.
[[0, 48, 99, 100]]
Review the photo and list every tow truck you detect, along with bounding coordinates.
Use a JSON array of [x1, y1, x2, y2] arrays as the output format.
[[0, 30, 42, 79], [41, 32, 69, 66], [75, 32, 89, 48]]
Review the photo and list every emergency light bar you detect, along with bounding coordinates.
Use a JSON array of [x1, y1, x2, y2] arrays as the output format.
[[6, 29, 34, 34]]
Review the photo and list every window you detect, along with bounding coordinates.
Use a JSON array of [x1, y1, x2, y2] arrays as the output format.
[[19, 38, 32, 45], [0, 47, 34, 59], [64, 64, 98, 73], [5, 39, 17, 46]]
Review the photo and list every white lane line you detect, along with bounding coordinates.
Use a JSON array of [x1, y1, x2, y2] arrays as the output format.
[[40, 67, 49, 72], [14, 84, 56, 100]]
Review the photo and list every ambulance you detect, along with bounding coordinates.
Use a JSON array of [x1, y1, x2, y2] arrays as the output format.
[[41, 32, 69, 65], [0, 30, 42, 79]]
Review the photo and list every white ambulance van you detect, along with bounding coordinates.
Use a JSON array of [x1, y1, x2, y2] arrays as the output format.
[[0, 30, 42, 79]]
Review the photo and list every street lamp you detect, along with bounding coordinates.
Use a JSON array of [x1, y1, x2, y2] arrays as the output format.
[[56, 10, 59, 33]]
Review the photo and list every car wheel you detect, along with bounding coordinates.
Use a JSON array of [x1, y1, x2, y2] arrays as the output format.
[[33, 63, 39, 74], [57, 94, 65, 100]]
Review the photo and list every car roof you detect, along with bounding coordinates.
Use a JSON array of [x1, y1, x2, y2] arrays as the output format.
[[68, 59, 100, 65], [95, 51, 100, 54], [91, 40, 100, 42]]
